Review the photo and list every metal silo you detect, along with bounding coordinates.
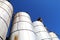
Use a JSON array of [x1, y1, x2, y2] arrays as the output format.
[[49, 32, 59, 40], [33, 18, 51, 40], [10, 12, 36, 40], [0, 0, 13, 40]]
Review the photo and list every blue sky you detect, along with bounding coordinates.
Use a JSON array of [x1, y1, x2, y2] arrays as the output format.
[[7, 0, 60, 38]]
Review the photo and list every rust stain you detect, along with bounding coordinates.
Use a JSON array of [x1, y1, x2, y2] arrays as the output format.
[[14, 35, 18, 40]]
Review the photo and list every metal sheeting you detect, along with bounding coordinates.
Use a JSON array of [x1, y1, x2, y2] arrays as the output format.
[[0, 1, 13, 18], [0, 0, 6, 1], [10, 12, 36, 40], [33, 21, 51, 40], [0, 1, 13, 40], [49, 32, 59, 40], [10, 31, 18, 40]]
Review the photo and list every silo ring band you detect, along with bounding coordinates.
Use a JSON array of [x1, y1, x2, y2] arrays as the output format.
[[11, 29, 37, 36], [14, 15, 30, 19], [0, 5, 10, 18], [36, 31, 47, 33], [0, 1, 13, 13], [0, 16, 8, 28], [13, 21, 32, 27], [0, 36, 3, 40], [41, 38, 52, 40], [13, 21, 33, 26], [52, 37, 58, 38], [34, 25, 44, 27]]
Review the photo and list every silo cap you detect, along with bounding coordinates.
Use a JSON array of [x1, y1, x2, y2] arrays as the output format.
[[33, 21, 44, 27], [49, 32, 58, 38], [16, 12, 30, 18]]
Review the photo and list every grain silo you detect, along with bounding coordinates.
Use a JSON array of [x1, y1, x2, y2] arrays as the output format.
[[0, 0, 13, 40], [33, 18, 52, 40], [10, 12, 36, 40], [49, 32, 59, 40]]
